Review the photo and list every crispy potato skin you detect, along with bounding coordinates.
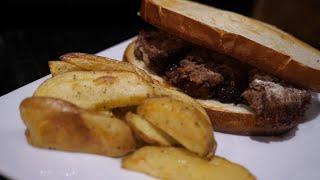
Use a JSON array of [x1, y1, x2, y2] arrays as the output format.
[[60, 52, 156, 84], [34, 71, 155, 110], [48, 61, 83, 76], [137, 97, 216, 158], [20, 97, 136, 157], [122, 146, 255, 180], [125, 112, 176, 146]]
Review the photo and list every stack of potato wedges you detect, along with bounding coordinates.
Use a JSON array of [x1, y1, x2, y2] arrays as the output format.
[[19, 52, 255, 180]]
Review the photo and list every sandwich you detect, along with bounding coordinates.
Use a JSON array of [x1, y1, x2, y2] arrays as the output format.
[[124, 0, 320, 135]]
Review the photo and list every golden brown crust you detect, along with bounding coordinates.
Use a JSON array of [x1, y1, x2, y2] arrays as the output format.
[[20, 97, 136, 157], [140, 0, 320, 92], [124, 41, 298, 135], [204, 106, 296, 136]]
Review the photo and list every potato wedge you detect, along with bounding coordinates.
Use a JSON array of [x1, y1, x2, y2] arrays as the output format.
[[34, 71, 155, 110], [137, 97, 216, 158], [125, 112, 176, 146], [209, 156, 253, 177], [153, 86, 211, 125], [20, 97, 136, 157], [61, 52, 117, 64], [48, 61, 83, 76], [122, 146, 255, 180], [60, 52, 154, 84]]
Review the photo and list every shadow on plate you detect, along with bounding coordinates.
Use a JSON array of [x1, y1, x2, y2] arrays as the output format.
[[250, 127, 297, 143], [250, 92, 319, 143], [301, 92, 320, 124]]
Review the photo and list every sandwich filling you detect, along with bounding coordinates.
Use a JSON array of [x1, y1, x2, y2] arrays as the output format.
[[134, 29, 311, 125]]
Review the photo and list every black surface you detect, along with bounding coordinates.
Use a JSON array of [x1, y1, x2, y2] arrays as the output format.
[[0, 1, 254, 179], [1, 1, 145, 96], [0, 26, 141, 95], [0, 0, 254, 96]]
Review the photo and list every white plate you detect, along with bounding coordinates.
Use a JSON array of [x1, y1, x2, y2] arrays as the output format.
[[0, 38, 319, 180]]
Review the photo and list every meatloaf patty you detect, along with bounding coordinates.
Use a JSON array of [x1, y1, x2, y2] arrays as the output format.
[[134, 29, 311, 123]]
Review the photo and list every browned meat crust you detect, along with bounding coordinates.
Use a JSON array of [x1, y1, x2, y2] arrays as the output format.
[[134, 30, 189, 74], [242, 71, 311, 125]]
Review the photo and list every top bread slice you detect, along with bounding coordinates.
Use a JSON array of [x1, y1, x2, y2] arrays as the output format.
[[140, 0, 320, 92]]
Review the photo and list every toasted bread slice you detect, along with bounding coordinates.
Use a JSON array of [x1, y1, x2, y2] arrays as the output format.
[[124, 40, 298, 135], [140, 0, 320, 92]]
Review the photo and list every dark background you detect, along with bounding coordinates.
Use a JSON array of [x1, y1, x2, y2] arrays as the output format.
[[0, 0, 257, 97], [0, 1, 320, 178], [1, 0, 320, 97]]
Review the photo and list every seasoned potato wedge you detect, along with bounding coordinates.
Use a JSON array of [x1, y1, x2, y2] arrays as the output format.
[[60, 52, 154, 83], [137, 97, 216, 158], [125, 112, 176, 146], [153, 86, 211, 125], [20, 97, 136, 157], [34, 71, 155, 110], [122, 146, 255, 180], [209, 156, 253, 177], [48, 61, 83, 76], [61, 52, 117, 64]]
